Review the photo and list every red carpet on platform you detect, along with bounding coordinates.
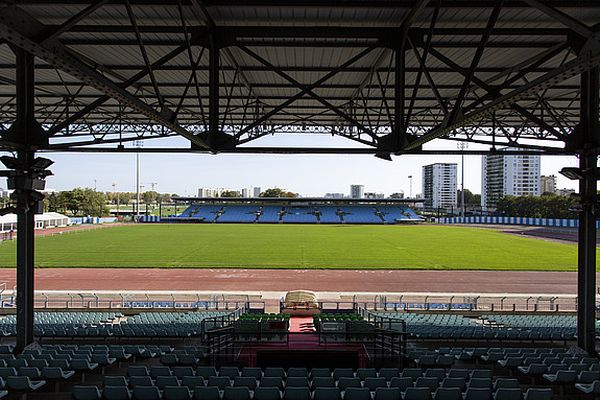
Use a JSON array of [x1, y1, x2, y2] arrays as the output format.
[[289, 317, 315, 333]]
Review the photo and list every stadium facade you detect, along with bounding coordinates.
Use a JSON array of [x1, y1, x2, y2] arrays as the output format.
[[161, 198, 423, 224]]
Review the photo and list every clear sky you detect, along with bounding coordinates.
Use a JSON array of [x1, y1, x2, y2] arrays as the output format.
[[2, 134, 581, 197]]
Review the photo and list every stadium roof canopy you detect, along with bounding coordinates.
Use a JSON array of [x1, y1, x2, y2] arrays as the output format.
[[0, 0, 599, 356], [0, 0, 598, 155]]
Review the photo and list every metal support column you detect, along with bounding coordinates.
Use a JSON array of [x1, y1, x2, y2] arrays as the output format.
[[208, 33, 220, 143], [14, 48, 36, 352], [576, 66, 599, 354]]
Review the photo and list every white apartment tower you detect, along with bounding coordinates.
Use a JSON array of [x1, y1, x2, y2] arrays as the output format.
[[481, 148, 541, 210], [350, 185, 365, 199], [422, 163, 457, 209], [540, 175, 557, 194]]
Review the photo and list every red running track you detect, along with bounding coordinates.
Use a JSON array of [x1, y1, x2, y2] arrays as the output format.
[[0, 268, 589, 294]]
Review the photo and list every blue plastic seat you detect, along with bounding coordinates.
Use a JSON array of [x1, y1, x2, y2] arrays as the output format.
[[223, 387, 251, 400], [523, 388, 552, 400], [404, 387, 432, 400], [254, 387, 282, 400], [313, 387, 340, 400], [337, 377, 361, 391], [494, 389, 522, 400], [287, 368, 308, 378], [378, 369, 400, 381], [220, 367, 240, 380], [286, 377, 309, 388], [72, 385, 102, 400], [464, 388, 492, 400], [313, 377, 335, 389], [208, 376, 231, 389], [374, 388, 401, 400], [389, 377, 413, 391], [364, 377, 387, 391], [156, 376, 180, 390], [265, 368, 286, 379], [333, 369, 354, 380], [104, 376, 128, 387], [132, 385, 161, 400], [283, 387, 311, 400], [356, 369, 377, 380], [415, 377, 438, 392], [6, 376, 46, 391], [192, 386, 220, 400], [163, 385, 192, 400], [181, 376, 205, 390], [311, 369, 331, 379], [434, 387, 462, 400]]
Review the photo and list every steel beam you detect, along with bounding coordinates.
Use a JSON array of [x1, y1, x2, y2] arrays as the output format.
[[209, 33, 219, 141], [40, 0, 109, 42], [0, 6, 211, 150], [13, 0, 600, 7], [234, 46, 377, 139], [393, 45, 405, 148], [48, 44, 189, 136], [576, 66, 599, 354], [521, 0, 593, 39], [404, 49, 600, 150], [36, 146, 569, 156]]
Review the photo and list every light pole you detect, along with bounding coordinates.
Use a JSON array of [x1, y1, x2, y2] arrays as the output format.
[[134, 140, 143, 218], [457, 142, 468, 218], [112, 182, 119, 218], [140, 184, 145, 216], [408, 175, 413, 199]]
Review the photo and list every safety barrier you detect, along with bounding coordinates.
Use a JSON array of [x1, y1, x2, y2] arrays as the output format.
[[438, 216, 600, 228]]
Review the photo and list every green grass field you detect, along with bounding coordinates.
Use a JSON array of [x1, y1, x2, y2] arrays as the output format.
[[0, 224, 589, 271]]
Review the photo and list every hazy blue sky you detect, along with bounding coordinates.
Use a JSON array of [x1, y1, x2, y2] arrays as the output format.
[[3, 134, 580, 197]]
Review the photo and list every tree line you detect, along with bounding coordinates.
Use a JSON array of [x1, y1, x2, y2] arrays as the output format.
[[496, 193, 577, 218], [44, 187, 300, 217], [46, 189, 178, 217], [214, 188, 299, 198]]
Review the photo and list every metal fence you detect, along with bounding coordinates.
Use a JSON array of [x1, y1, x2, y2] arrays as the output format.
[[353, 294, 579, 313]]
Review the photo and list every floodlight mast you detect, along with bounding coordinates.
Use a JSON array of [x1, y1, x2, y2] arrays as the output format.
[[457, 142, 468, 218], [135, 140, 143, 219]]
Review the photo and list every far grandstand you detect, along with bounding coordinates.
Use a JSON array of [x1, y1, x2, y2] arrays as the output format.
[[155, 198, 423, 224]]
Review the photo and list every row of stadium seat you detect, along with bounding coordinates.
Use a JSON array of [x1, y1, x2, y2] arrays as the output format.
[[0, 311, 230, 338], [169, 205, 421, 224], [374, 312, 586, 341], [0, 341, 572, 400], [71, 383, 554, 400]]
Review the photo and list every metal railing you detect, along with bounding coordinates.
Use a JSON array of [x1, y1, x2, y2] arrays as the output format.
[[355, 294, 579, 313], [0, 289, 262, 311]]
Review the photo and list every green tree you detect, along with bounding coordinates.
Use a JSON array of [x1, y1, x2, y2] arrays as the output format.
[[259, 188, 298, 198], [142, 191, 159, 204], [496, 194, 576, 218], [48, 188, 108, 217], [220, 190, 241, 198], [457, 189, 481, 206]]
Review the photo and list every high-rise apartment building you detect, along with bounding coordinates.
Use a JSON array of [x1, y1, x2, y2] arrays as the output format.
[[350, 185, 364, 199], [481, 148, 541, 210], [422, 163, 457, 209], [540, 175, 557, 194]]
